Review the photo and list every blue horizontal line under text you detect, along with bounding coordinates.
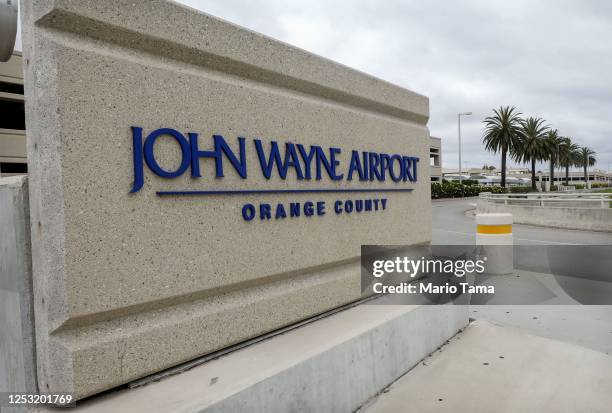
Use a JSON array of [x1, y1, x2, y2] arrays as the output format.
[[156, 188, 414, 196]]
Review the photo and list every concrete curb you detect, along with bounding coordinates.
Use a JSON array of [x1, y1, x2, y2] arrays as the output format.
[[56, 304, 468, 413]]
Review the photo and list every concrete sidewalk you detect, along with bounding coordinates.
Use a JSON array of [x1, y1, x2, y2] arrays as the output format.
[[471, 306, 612, 355], [361, 320, 612, 413]]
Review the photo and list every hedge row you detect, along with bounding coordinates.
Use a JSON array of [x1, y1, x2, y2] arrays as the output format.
[[431, 181, 611, 199], [554, 183, 609, 190], [509, 186, 538, 193], [431, 181, 507, 199]]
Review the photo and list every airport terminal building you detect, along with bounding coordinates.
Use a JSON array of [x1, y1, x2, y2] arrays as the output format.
[[429, 136, 442, 181], [444, 167, 611, 187], [0, 52, 26, 177]]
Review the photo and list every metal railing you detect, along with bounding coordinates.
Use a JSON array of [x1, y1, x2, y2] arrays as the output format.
[[557, 185, 576, 192], [479, 192, 612, 209]]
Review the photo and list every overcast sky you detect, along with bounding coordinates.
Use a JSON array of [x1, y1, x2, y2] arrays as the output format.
[[15, 0, 612, 171]]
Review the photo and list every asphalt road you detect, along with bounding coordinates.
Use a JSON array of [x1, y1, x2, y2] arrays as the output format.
[[431, 197, 612, 355], [432, 197, 612, 245]]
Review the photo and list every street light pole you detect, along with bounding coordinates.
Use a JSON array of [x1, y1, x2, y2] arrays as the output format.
[[457, 112, 472, 186]]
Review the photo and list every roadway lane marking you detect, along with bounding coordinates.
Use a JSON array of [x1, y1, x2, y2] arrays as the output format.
[[432, 228, 583, 245], [432, 229, 474, 237], [514, 237, 579, 245]]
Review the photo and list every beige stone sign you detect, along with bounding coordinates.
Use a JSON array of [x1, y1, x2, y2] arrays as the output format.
[[21, 0, 430, 399]]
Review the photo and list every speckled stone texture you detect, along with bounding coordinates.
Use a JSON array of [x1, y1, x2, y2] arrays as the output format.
[[0, 176, 37, 407], [20, 0, 431, 399]]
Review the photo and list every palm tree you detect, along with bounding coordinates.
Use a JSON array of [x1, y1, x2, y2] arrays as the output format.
[[482, 106, 523, 187], [577, 146, 597, 188], [513, 117, 549, 190], [544, 130, 563, 190], [559, 137, 579, 186]]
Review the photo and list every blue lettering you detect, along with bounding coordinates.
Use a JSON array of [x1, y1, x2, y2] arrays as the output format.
[[254, 140, 283, 179], [362, 152, 370, 180], [130, 127, 419, 198], [347, 150, 366, 181], [368, 153, 382, 181], [275, 203, 287, 219], [284, 143, 304, 179], [189, 133, 247, 179], [130, 126, 145, 193], [389, 155, 403, 182], [304, 201, 314, 216], [260, 203, 272, 220], [214, 135, 247, 178], [143, 128, 191, 179], [290, 202, 301, 217], [297, 144, 317, 180], [315, 146, 343, 181], [242, 204, 256, 221], [317, 201, 326, 216], [380, 154, 390, 181], [403, 157, 413, 182]]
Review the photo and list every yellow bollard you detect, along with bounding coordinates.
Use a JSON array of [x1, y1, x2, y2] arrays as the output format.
[[476, 213, 513, 274]]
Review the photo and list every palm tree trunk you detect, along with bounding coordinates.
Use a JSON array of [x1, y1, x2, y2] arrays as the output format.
[[584, 165, 588, 188], [531, 158, 536, 190], [565, 164, 569, 186], [501, 149, 507, 188], [549, 160, 554, 191]]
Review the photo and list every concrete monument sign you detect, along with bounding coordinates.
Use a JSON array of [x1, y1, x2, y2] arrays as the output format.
[[20, 0, 430, 399]]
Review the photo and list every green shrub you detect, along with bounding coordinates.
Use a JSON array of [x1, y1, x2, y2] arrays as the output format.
[[431, 181, 507, 199], [509, 186, 537, 193]]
